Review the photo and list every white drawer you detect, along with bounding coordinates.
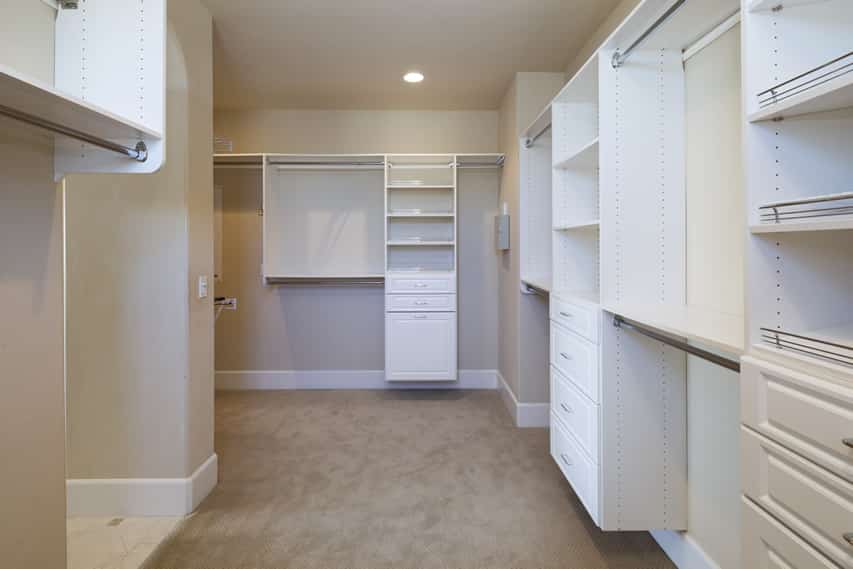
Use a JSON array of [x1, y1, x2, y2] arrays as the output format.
[[386, 294, 456, 312], [550, 323, 599, 403], [551, 412, 599, 524], [551, 296, 599, 344], [742, 427, 853, 568], [742, 497, 838, 569], [386, 273, 456, 294], [551, 366, 599, 463], [741, 356, 853, 482]]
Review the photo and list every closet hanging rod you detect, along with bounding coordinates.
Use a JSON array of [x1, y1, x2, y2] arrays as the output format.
[[613, 314, 741, 372], [756, 50, 853, 98], [758, 191, 853, 210], [611, 0, 687, 68], [0, 103, 148, 162], [265, 277, 384, 286], [520, 282, 548, 297], [524, 124, 551, 148], [267, 160, 385, 166]]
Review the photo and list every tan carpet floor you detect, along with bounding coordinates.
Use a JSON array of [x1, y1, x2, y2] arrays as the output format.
[[142, 390, 675, 569]]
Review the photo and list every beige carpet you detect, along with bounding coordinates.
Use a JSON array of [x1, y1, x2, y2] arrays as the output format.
[[142, 390, 675, 569]]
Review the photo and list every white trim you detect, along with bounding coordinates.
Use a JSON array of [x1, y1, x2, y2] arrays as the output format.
[[682, 10, 741, 62], [215, 369, 499, 391], [651, 530, 721, 569], [497, 370, 550, 428], [67, 454, 218, 517]]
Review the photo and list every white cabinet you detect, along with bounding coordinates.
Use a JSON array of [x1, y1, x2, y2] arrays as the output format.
[[385, 313, 457, 381]]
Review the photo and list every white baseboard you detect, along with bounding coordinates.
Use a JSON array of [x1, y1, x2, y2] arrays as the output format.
[[497, 370, 549, 428], [215, 369, 499, 390], [651, 530, 720, 569], [67, 453, 218, 517]]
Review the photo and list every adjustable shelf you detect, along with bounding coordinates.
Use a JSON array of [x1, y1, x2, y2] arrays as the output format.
[[553, 138, 599, 170], [554, 220, 600, 231], [760, 325, 853, 369], [387, 185, 455, 190], [387, 241, 455, 247], [386, 212, 455, 218], [750, 191, 853, 232]]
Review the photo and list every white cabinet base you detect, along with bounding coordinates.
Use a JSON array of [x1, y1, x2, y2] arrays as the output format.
[[385, 312, 457, 381]]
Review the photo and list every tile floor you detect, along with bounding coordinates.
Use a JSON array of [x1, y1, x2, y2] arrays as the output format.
[[67, 516, 182, 569]]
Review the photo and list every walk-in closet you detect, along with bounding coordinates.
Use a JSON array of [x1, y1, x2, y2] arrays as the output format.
[[1, 0, 850, 568]]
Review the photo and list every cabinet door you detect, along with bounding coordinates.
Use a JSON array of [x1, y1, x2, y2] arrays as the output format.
[[385, 312, 457, 381]]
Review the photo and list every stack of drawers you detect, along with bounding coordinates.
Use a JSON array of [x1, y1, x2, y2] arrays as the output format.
[[548, 294, 602, 524], [740, 356, 853, 568]]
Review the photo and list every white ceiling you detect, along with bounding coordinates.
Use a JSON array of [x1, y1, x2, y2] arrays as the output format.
[[199, 0, 621, 111]]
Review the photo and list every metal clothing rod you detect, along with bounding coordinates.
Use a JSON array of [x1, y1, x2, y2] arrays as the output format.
[[759, 191, 853, 209], [520, 282, 548, 297], [611, 0, 688, 68], [0, 103, 148, 162], [266, 277, 384, 286], [613, 314, 741, 372], [267, 161, 385, 166], [757, 50, 853, 98], [524, 124, 552, 148]]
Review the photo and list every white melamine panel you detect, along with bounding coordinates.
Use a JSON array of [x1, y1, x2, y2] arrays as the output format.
[[742, 427, 853, 568], [385, 295, 456, 312], [550, 294, 600, 345], [385, 312, 457, 381], [263, 166, 385, 278], [520, 132, 553, 290], [551, 367, 599, 463], [386, 271, 456, 294], [54, 0, 166, 176], [387, 218, 454, 244], [550, 323, 599, 403], [600, 48, 685, 313], [551, 412, 600, 525], [387, 189, 455, 216], [740, 356, 853, 482], [387, 156, 454, 187], [599, 319, 688, 531], [742, 497, 838, 569], [552, 227, 600, 301]]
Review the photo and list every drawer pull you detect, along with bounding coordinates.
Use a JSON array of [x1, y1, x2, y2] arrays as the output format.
[[560, 403, 573, 414], [414, 283, 428, 288], [560, 352, 572, 361], [844, 438, 853, 449], [844, 533, 853, 546], [413, 314, 428, 319], [559, 311, 573, 318], [414, 301, 428, 306], [560, 453, 572, 467]]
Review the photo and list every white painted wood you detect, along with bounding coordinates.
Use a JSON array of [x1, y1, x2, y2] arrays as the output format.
[[650, 530, 722, 569], [53, 0, 166, 177], [551, 367, 599, 463], [742, 427, 853, 567], [67, 454, 217, 517], [497, 371, 550, 428], [550, 295, 599, 345], [215, 370, 498, 390], [742, 497, 838, 568], [551, 411, 600, 525], [550, 322, 600, 404], [386, 271, 456, 294], [385, 312, 457, 381], [385, 294, 456, 312], [740, 356, 853, 482], [520, 129, 553, 290]]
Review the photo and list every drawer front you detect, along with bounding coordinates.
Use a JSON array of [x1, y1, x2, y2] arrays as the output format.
[[742, 497, 838, 569], [551, 296, 599, 344], [741, 356, 853, 482], [551, 413, 599, 524], [551, 366, 599, 463], [387, 275, 456, 294], [742, 427, 853, 568], [386, 294, 456, 312], [550, 323, 599, 403], [385, 312, 457, 381]]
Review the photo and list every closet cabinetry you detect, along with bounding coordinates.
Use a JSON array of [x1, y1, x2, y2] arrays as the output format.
[[741, 1, 853, 565]]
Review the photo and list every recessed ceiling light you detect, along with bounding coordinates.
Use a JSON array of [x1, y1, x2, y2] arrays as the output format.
[[403, 71, 424, 83]]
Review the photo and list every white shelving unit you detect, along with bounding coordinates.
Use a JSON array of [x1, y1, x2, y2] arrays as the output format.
[[385, 156, 459, 381], [0, 0, 166, 180], [520, 106, 554, 292]]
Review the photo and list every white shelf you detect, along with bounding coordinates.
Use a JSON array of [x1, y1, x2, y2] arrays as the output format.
[[554, 138, 599, 170], [602, 301, 745, 356], [747, 0, 827, 12], [554, 220, 600, 231], [0, 63, 161, 143], [387, 212, 455, 218], [748, 70, 853, 122], [386, 241, 455, 247], [522, 276, 552, 293], [750, 218, 853, 233], [387, 185, 455, 190], [552, 289, 600, 307], [387, 269, 455, 276]]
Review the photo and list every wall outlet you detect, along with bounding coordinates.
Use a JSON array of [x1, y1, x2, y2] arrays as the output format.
[[198, 275, 209, 299]]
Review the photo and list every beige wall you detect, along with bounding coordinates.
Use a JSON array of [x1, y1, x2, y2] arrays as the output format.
[[65, 0, 214, 479], [497, 72, 565, 404], [0, 2, 66, 567], [213, 112, 501, 374]]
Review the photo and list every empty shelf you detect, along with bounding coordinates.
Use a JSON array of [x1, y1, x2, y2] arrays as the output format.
[[760, 323, 853, 368], [387, 185, 454, 190], [752, 191, 853, 232], [750, 218, 853, 233], [387, 241, 455, 246], [553, 138, 599, 170], [602, 301, 744, 355], [0, 63, 161, 144], [554, 220, 600, 231], [387, 212, 455, 218]]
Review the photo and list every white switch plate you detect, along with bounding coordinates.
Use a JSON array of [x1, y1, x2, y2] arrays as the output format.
[[198, 275, 209, 299]]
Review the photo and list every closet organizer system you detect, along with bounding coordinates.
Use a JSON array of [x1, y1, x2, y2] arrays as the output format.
[[212, 153, 504, 382], [0, 0, 165, 178], [521, 0, 852, 565]]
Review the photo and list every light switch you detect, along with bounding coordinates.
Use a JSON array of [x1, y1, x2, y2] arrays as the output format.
[[198, 275, 209, 299]]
